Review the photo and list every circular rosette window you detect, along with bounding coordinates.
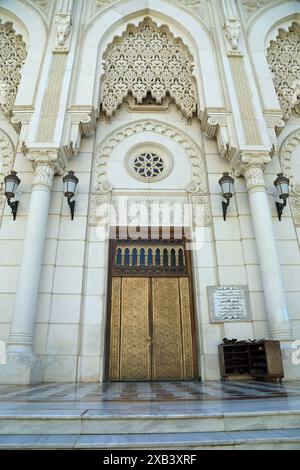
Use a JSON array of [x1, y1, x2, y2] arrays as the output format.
[[126, 145, 173, 182]]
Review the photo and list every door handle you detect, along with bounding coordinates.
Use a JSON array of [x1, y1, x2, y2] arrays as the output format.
[[146, 337, 152, 342]]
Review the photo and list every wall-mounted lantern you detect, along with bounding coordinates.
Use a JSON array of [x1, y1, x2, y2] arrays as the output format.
[[274, 172, 289, 221], [4, 171, 21, 220], [63, 170, 78, 220], [218, 172, 235, 221]]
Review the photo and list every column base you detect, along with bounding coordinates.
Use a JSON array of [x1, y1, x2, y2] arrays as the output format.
[[270, 322, 294, 341], [0, 353, 43, 385], [280, 340, 300, 381]]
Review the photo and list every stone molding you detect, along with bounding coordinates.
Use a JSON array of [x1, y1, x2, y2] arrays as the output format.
[[64, 106, 98, 157], [101, 17, 197, 119], [93, 119, 207, 194], [200, 108, 239, 164], [0, 129, 15, 191], [279, 129, 300, 225]]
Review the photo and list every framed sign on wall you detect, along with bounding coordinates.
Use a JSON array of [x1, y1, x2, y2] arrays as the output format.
[[207, 285, 252, 323]]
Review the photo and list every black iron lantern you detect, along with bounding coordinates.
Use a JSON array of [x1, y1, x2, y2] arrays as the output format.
[[4, 171, 21, 220], [274, 172, 289, 221], [63, 170, 78, 220], [218, 172, 234, 221]]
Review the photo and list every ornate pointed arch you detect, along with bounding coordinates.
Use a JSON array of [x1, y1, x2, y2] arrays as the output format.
[[101, 17, 198, 119], [266, 22, 300, 121], [0, 19, 27, 116]]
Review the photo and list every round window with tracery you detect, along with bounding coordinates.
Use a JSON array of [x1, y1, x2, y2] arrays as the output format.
[[133, 152, 165, 179], [126, 145, 173, 183]]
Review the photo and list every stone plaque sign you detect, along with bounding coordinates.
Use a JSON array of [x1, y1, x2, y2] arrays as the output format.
[[208, 285, 252, 322]]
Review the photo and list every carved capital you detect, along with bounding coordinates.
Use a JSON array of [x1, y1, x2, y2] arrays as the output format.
[[54, 12, 71, 52], [234, 152, 271, 190], [27, 147, 66, 187]]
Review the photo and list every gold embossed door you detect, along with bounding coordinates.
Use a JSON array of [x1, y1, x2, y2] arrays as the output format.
[[108, 239, 197, 381]]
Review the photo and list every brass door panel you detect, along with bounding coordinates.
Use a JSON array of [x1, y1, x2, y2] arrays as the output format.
[[108, 277, 121, 381], [119, 277, 150, 381], [179, 277, 195, 380], [152, 278, 184, 380], [108, 239, 196, 381]]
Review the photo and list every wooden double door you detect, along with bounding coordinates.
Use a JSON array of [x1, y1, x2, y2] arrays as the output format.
[[107, 240, 197, 381]]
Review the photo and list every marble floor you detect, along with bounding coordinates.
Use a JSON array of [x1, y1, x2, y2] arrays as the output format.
[[1, 380, 300, 413], [1, 381, 300, 449]]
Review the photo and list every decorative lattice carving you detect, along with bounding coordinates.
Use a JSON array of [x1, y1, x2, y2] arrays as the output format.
[[267, 23, 300, 121], [0, 21, 27, 116], [101, 18, 197, 119], [133, 153, 164, 179], [0, 129, 15, 191], [280, 129, 300, 225]]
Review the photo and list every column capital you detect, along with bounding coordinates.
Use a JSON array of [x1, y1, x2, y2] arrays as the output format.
[[234, 151, 271, 191], [27, 147, 66, 188]]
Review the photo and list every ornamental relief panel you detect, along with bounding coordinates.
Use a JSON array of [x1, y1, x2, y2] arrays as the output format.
[[0, 20, 27, 117], [241, 0, 277, 19], [0, 129, 15, 192], [279, 129, 300, 226], [101, 17, 197, 119], [267, 23, 300, 121], [95, 1, 205, 19], [93, 120, 207, 194]]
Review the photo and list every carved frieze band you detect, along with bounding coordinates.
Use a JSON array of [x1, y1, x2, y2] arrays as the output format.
[[89, 194, 211, 227], [280, 129, 300, 226], [229, 57, 262, 145], [36, 54, 67, 142], [93, 120, 207, 194]]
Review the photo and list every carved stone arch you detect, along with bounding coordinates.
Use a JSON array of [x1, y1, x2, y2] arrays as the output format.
[[93, 119, 207, 193], [279, 128, 300, 225], [101, 17, 198, 119], [0, 19, 27, 116], [0, 128, 15, 191], [266, 21, 300, 121]]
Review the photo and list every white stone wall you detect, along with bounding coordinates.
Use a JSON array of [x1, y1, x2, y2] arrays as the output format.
[[0, 0, 299, 383]]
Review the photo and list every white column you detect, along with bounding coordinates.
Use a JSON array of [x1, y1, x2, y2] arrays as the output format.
[[242, 160, 293, 340], [7, 163, 54, 357], [0, 158, 58, 384]]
